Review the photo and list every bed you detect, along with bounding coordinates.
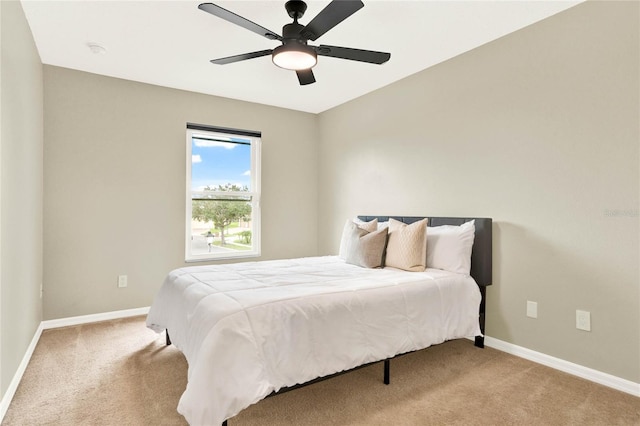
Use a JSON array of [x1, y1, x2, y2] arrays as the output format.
[[146, 216, 492, 425]]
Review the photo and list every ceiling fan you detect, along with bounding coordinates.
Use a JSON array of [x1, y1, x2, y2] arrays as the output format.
[[198, 0, 391, 86]]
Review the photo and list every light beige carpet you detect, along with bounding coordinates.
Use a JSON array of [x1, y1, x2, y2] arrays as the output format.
[[2, 316, 639, 425]]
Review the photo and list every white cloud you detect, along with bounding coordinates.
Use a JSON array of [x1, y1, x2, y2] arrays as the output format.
[[242, 170, 251, 176], [193, 140, 235, 149], [192, 154, 202, 163]]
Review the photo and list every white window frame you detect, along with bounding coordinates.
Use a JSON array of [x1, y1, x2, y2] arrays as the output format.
[[185, 126, 261, 262]]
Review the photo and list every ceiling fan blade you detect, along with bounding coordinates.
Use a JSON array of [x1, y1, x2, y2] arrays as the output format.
[[296, 69, 316, 85], [300, 0, 364, 41], [198, 3, 282, 41], [210, 49, 273, 65], [316, 45, 390, 64]]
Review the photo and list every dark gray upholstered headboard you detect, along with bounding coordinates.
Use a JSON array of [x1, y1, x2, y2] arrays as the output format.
[[357, 216, 492, 287]]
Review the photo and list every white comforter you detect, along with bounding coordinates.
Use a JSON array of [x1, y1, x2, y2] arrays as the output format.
[[146, 256, 481, 426]]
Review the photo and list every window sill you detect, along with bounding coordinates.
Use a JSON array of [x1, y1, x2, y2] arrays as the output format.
[[185, 251, 261, 263]]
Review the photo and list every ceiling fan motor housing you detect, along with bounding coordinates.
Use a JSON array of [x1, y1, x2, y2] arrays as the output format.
[[282, 22, 306, 43]]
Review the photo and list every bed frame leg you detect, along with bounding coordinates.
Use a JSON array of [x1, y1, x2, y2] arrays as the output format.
[[475, 286, 487, 349], [166, 330, 171, 346], [383, 359, 390, 385]]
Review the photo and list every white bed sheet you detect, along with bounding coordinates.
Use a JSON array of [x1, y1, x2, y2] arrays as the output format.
[[146, 256, 481, 425]]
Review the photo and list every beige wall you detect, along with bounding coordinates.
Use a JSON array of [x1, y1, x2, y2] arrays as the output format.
[[317, 1, 639, 382], [43, 66, 318, 320], [0, 0, 44, 396]]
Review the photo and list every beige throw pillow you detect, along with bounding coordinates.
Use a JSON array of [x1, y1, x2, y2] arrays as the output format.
[[338, 218, 378, 259], [385, 218, 428, 272], [343, 222, 388, 268]]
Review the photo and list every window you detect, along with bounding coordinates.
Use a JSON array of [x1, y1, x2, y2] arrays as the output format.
[[186, 123, 261, 261]]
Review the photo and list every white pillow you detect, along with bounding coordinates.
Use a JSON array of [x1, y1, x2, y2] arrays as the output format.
[[339, 218, 378, 259], [426, 220, 475, 275], [385, 218, 428, 272]]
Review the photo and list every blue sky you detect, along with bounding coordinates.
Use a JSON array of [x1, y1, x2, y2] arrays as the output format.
[[191, 136, 251, 191]]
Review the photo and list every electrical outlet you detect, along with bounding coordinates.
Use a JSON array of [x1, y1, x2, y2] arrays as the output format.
[[576, 310, 591, 331], [526, 301, 538, 318], [118, 275, 128, 288]]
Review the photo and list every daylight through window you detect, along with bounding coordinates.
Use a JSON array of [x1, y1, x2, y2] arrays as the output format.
[[186, 124, 261, 261]]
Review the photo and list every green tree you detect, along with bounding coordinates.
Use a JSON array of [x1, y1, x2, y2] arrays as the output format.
[[238, 230, 252, 244], [192, 184, 251, 246]]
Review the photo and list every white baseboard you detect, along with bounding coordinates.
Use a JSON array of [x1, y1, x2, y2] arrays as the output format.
[[0, 306, 150, 424], [41, 306, 150, 329], [484, 336, 640, 397], [0, 322, 43, 422]]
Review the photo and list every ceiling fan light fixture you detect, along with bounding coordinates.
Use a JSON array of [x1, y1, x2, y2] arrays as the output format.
[[272, 44, 317, 71]]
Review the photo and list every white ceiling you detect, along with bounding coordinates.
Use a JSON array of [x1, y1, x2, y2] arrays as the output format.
[[21, 0, 581, 114]]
